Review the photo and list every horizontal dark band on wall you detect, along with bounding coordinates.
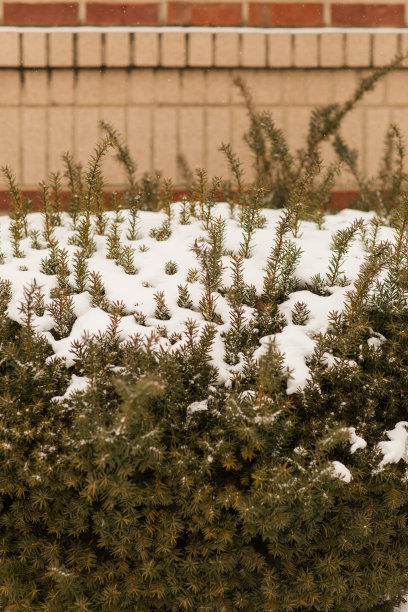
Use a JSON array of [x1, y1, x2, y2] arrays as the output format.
[[0, 2, 406, 27], [0, 189, 360, 212]]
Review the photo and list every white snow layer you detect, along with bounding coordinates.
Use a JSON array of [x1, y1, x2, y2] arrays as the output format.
[[52, 374, 90, 401], [348, 427, 367, 454], [378, 422, 408, 468], [0, 204, 387, 395], [331, 461, 352, 483], [186, 400, 208, 427], [328, 428, 366, 485]]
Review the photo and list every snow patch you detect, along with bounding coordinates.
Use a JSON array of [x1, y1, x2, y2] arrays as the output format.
[[331, 461, 352, 483], [52, 375, 90, 402], [348, 427, 367, 454], [0, 204, 385, 395], [186, 399, 208, 426], [378, 422, 408, 468]]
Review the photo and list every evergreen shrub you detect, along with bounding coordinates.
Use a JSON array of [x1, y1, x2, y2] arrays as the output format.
[[2, 60, 408, 611], [214, 54, 408, 218]]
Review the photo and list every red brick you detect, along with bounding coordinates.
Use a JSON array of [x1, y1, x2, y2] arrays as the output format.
[[4, 2, 78, 26], [249, 2, 323, 26], [168, 2, 242, 26], [86, 2, 159, 25], [329, 190, 359, 211], [0, 188, 363, 213], [167, 1, 189, 23], [191, 2, 242, 25], [331, 4, 404, 27]]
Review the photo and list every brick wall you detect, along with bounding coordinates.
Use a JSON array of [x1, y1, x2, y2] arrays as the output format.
[[0, 27, 404, 194], [0, 1, 407, 27], [0, 22, 405, 198]]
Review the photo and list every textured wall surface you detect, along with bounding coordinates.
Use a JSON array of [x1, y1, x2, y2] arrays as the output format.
[[0, 25, 405, 193], [0, 1, 407, 27]]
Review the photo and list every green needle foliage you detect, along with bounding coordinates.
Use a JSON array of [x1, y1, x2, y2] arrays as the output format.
[[220, 54, 407, 223], [291, 300, 311, 325], [63, 151, 84, 228], [88, 270, 107, 309], [154, 290, 171, 320], [222, 254, 251, 364], [326, 218, 365, 287], [4, 259, 408, 610], [192, 217, 225, 323], [2, 57, 408, 612], [177, 283, 193, 309], [262, 207, 302, 303], [239, 186, 266, 258], [72, 249, 89, 293], [2, 166, 30, 240]]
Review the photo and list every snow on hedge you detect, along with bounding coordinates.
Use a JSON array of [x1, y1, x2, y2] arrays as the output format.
[[3, 201, 408, 608], [1, 203, 392, 389], [4, 202, 408, 474]]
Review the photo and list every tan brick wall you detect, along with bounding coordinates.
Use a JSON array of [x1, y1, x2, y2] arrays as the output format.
[[0, 27, 406, 192]]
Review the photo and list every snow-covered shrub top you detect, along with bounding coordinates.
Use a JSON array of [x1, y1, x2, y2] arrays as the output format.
[[2, 201, 407, 472], [4, 193, 408, 612], [2, 204, 389, 390]]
